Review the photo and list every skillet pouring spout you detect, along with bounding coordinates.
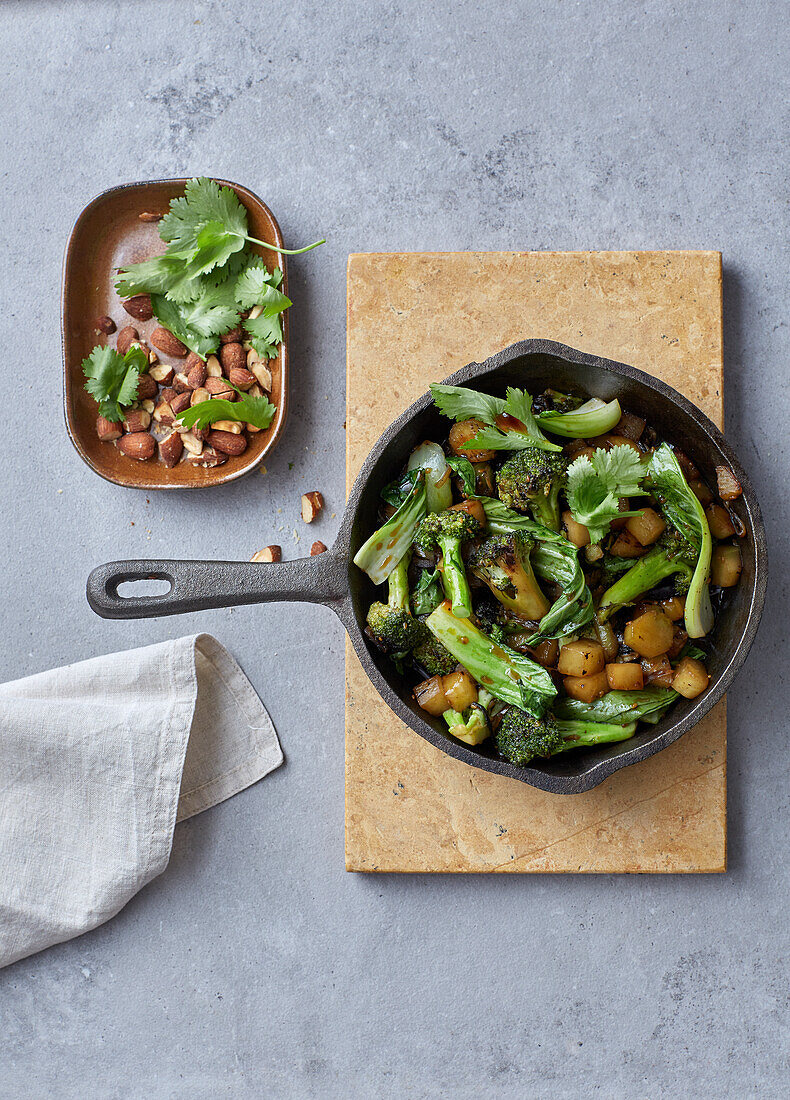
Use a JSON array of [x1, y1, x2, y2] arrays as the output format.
[[87, 552, 350, 620]]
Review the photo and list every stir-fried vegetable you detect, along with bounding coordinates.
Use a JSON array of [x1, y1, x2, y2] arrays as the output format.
[[354, 379, 735, 768], [647, 444, 714, 638], [354, 470, 427, 584]]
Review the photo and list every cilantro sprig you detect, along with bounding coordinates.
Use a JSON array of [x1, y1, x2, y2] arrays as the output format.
[[82, 345, 148, 422], [114, 178, 314, 372], [565, 445, 648, 543], [176, 390, 277, 433]]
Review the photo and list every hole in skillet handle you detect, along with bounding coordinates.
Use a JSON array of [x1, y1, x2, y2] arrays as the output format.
[[116, 577, 173, 599]]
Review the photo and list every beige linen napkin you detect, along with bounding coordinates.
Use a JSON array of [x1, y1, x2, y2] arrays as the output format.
[[0, 633, 282, 969]]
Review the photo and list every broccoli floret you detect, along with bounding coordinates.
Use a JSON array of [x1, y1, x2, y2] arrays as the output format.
[[496, 709, 564, 765], [443, 703, 491, 746], [468, 531, 550, 621], [412, 625, 457, 676], [597, 527, 696, 621], [496, 449, 568, 531], [414, 508, 483, 618], [496, 707, 638, 766], [366, 554, 423, 653]]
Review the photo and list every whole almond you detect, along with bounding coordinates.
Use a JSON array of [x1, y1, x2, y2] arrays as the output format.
[[220, 342, 246, 372], [96, 415, 122, 442], [183, 351, 204, 370], [151, 326, 188, 358], [208, 429, 248, 456], [172, 372, 191, 394], [118, 432, 155, 460], [123, 409, 151, 433], [310, 541, 328, 556], [228, 366, 256, 391], [220, 326, 245, 344], [136, 373, 158, 401], [116, 326, 140, 355], [97, 315, 116, 335], [149, 363, 175, 384], [158, 432, 184, 468], [187, 361, 208, 389], [171, 391, 192, 416], [205, 377, 235, 400], [123, 294, 153, 321]]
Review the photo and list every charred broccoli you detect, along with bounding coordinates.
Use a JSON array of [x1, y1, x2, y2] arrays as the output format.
[[365, 554, 422, 653], [496, 449, 568, 531], [414, 508, 483, 618], [468, 531, 550, 621], [597, 527, 696, 621], [412, 625, 457, 676], [496, 707, 637, 767], [443, 703, 491, 746]]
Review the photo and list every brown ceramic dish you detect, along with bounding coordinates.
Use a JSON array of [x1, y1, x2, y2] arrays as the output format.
[[62, 178, 288, 489]]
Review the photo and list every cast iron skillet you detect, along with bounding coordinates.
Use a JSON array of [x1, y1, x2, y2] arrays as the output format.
[[87, 341, 767, 794]]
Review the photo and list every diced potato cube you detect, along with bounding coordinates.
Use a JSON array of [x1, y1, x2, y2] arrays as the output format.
[[711, 544, 742, 587], [614, 412, 646, 441], [641, 654, 675, 688], [557, 639, 606, 677], [562, 510, 590, 548], [563, 670, 609, 703], [606, 663, 644, 690], [625, 507, 666, 546], [667, 625, 689, 659], [442, 669, 478, 712], [603, 434, 642, 454], [623, 608, 674, 658], [448, 419, 495, 462], [672, 656, 710, 699], [660, 595, 686, 621], [529, 639, 559, 668], [705, 503, 736, 540], [414, 675, 450, 716], [610, 530, 646, 558], [689, 478, 713, 507], [449, 499, 487, 527]]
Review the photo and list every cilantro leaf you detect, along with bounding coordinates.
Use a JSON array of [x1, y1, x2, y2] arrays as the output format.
[[150, 294, 221, 358], [566, 445, 648, 543], [235, 259, 289, 310], [430, 384, 505, 423], [244, 311, 283, 359], [431, 383, 560, 452], [82, 345, 145, 422], [115, 253, 190, 299], [168, 280, 241, 338], [159, 178, 248, 254], [177, 393, 277, 432]]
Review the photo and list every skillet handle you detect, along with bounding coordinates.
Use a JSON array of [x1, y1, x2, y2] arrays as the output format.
[[87, 551, 348, 620]]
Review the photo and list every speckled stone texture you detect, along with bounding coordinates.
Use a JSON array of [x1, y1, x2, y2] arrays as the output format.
[[346, 250, 726, 873], [0, 2, 787, 1097]]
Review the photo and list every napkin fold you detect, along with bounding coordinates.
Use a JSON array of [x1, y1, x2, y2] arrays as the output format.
[[0, 634, 282, 969]]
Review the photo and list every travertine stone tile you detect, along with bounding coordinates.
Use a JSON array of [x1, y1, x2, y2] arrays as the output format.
[[346, 251, 724, 874]]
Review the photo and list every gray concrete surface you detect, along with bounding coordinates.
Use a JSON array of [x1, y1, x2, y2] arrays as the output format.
[[1, 1, 787, 1096]]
